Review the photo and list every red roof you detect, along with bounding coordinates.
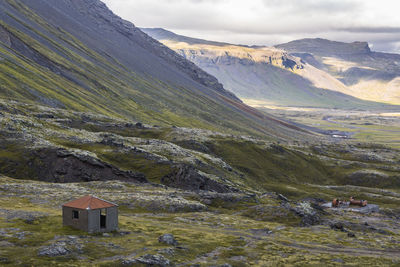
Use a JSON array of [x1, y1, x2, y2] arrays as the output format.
[[62, 195, 117, 210]]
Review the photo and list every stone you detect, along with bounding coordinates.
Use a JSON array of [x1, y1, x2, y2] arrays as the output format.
[[118, 231, 131, 236], [158, 234, 178, 246], [347, 232, 356, 238], [330, 222, 346, 232], [122, 254, 171, 266], [38, 242, 71, 257], [293, 202, 321, 226]]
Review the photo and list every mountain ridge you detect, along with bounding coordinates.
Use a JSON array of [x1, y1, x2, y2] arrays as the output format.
[[275, 38, 372, 56], [143, 27, 400, 107]]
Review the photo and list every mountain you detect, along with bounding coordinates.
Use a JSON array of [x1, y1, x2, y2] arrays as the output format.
[[276, 38, 400, 105], [276, 38, 372, 56], [143, 28, 400, 108], [0, 0, 313, 141]]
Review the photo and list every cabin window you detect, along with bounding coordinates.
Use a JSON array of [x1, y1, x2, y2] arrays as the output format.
[[72, 210, 79, 219]]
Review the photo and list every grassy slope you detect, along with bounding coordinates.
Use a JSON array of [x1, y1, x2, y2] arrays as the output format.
[[0, 0, 306, 141]]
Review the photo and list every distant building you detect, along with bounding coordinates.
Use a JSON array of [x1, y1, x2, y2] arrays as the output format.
[[62, 195, 118, 233]]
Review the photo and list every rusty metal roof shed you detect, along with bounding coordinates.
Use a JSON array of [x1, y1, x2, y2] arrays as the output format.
[[62, 195, 117, 210]]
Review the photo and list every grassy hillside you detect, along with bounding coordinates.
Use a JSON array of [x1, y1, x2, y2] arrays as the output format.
[[0, 0, 312, 141]]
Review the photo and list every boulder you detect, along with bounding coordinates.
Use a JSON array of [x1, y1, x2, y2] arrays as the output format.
[[37, 236, 84, 257], [122, 254, 171, 266], [158, 234, 178, 246], [38, 242, 70, 257], [347, 232, 356, 238], [293, 202, 321, 226]]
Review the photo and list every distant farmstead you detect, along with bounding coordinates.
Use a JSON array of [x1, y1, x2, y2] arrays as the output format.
[[62, 195, 118, 233]]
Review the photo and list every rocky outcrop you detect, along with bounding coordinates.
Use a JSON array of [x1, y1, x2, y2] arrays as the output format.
[[38, 242, 71, 257], [292, 202, 322, 226], [121, 254, 172, 266], [38, 236, 84, 257], [161, 165, 237, 193], [282, 56, 302, 70], [31, 148, 147, 183], [0, 144, 147, 183]]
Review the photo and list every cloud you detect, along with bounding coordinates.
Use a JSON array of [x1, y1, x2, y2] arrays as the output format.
[[335, 26, 400, 33], [102, 0, 400, 53]]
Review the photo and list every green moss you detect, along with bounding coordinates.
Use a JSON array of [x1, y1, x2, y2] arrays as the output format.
[[206, 139, 332, 190], [98, 151, 172, 183]]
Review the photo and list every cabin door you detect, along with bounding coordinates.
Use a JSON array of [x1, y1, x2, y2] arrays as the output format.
[[100, 209, 106, 228]]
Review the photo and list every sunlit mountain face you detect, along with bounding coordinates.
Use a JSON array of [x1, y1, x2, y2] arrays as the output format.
[[143, 28, 400, 108]]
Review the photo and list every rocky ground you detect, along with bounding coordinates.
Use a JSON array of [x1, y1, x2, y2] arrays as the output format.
[[0, 100, 400, 266], [0, 176, 400, 266]]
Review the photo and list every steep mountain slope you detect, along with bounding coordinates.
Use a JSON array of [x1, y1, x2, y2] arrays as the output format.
[[143, 28, 400, 108], [276, 38, 400, 105], [0, 0, 310, 140]]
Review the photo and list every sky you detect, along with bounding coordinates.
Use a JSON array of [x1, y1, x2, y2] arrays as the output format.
[[102, 0, 400, 53]]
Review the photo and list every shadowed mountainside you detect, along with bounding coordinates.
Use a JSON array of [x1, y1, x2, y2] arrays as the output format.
[[0, 0, 312, 140]]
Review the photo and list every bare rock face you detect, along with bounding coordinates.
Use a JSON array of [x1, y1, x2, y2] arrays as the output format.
[[63, 0, 239, 102], [31, 148, 147, 183], [68, 0, 136, 37], [161, 165, 237, 193], [0, 146, 147, 183]]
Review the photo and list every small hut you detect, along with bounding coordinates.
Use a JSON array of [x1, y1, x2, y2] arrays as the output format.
[[62, 195, 118, 233]]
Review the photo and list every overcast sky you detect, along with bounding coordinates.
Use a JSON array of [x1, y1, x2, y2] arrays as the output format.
[[102, 0, 400, 53]]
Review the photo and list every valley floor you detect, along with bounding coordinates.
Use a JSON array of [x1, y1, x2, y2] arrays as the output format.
[[260, 105, 400, 149], [1, 176, 400, 266]]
